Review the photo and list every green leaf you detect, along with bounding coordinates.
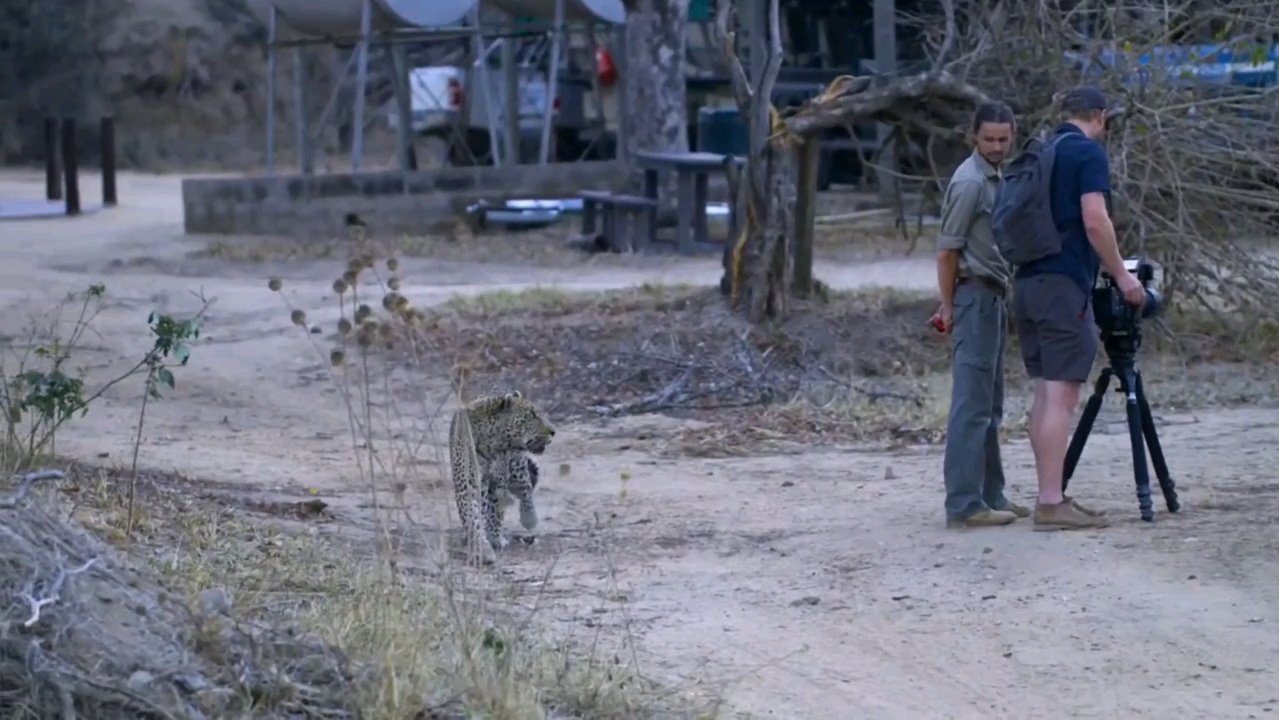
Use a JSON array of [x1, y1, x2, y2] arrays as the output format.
[[157, 368, 175, 389], [174, 344, 191, 366]]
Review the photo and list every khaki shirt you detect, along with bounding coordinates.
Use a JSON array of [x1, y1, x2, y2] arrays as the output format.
[[937, 151, 1011, 289]]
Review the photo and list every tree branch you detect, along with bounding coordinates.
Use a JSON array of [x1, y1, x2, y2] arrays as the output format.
[[20, 557, 99, 627], [783, 69, 992, 136], [0, 470, 65, 509], [712, 0, 752, 110]]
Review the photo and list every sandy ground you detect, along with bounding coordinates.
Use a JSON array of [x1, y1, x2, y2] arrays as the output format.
[[1, 171, 1277, 719]]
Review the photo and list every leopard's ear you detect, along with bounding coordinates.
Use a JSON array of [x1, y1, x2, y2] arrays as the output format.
[[506, 390, 522, 400], [468, 394, 510, 416]]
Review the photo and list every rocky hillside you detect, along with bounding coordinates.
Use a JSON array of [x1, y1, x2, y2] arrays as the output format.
[[2, 0, 274, 168]]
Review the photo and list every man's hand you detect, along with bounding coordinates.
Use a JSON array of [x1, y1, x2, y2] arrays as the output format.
[[1115, 271, 1145, 306], [928, 303, 954, 334]]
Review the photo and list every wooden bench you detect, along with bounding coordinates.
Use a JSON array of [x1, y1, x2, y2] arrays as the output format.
[[577, 190, 658, 253]]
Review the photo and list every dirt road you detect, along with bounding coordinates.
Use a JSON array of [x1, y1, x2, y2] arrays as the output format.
[[1, 171, 1276, 719]]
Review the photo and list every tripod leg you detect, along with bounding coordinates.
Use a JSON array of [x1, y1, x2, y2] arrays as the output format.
[[1119, 367, 1155, 522], [1134, 371, 1180, 513], [1063, 368, 1112, 494]]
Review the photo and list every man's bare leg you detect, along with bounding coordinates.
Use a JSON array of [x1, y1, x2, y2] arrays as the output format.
[[1028, 379, 1108, 529], [1029, 380, 1080, 505]]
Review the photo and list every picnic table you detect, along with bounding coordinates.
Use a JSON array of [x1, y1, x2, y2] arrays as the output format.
[[632, 149, 746, 254]]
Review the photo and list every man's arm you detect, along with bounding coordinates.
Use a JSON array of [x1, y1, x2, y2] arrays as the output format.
[[935, 179, 981, 307], [1078, 144, 1127, 279]]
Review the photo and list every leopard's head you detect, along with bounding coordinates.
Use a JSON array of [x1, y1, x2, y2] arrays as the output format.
[[468, 391, 556, 455]]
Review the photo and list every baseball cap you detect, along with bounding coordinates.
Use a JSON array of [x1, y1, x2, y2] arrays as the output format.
[[1057, 85, 1125, 119]]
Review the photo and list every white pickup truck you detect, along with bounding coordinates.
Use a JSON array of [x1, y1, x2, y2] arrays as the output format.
[[390, 55, 600, 165]]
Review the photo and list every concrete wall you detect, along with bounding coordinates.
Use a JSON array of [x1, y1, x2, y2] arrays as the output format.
[[182, 161, 628, 237]]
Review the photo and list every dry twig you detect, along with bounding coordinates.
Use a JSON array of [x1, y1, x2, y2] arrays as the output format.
[[0, 469, 64, 508]]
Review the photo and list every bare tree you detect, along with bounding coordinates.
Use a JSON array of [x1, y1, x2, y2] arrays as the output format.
[[715, 0, 988, 322], [713, 0, 796, 322]]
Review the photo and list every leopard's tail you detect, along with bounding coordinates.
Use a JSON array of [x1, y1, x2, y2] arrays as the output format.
[[449, 407, 495, 566]]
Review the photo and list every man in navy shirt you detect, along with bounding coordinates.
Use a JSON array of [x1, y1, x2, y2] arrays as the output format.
[[1012, 86, 1145, 531]]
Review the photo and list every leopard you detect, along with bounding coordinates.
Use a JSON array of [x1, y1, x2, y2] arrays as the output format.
[[448, 391, 555, 565]]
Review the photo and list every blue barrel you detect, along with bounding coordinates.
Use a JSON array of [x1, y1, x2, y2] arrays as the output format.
[[696, 106, 749, 156]]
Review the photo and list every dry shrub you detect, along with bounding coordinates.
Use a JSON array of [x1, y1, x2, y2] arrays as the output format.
[[416, 283, 948, 423]]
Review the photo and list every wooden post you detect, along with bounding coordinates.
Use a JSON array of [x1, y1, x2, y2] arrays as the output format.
[[294, 48, 314, 174], [265, 5, 277, 172], [793, 137, 820, 297], [873, 0, 898, 197], [61, 118, 80, 216], [388, 44, 418, 171], [100, 117, 118, 207], [502, 20, 521, 164], [44, 118, 61, 201]]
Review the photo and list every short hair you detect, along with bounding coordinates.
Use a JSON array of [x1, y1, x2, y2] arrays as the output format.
[[1056, 85, 1111, 121], [971, 102, 1016, 134]]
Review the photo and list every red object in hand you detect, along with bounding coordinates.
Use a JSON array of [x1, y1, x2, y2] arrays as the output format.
[[929, 316, 947, 333], [596, 47, 618, 86]]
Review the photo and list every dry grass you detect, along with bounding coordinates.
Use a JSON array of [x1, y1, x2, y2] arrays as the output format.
[[48, 464, 701, 720]]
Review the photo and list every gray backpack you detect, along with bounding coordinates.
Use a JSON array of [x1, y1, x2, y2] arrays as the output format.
[[991, 134, 1067, 266]]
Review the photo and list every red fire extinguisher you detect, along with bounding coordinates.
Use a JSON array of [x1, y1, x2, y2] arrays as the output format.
[[596, 47, 618, 86]]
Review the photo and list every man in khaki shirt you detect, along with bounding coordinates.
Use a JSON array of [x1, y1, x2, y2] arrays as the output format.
[[929, 101, 1028, 528]]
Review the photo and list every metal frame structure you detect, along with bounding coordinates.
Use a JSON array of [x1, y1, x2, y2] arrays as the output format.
[[261, 0, 623, 176]]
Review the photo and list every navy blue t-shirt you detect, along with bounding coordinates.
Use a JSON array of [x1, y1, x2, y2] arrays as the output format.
[[1014, 123, 1111, 295]]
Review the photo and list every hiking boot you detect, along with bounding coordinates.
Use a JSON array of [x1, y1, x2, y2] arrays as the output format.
[[1064, 495, 1105, 517], [946, 509, 1018, 529], [1033, 501, 1111, 532], [993, 500, 1031, 518]]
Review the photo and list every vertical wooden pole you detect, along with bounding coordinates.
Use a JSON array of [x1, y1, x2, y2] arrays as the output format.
[[61, 118, 80, 216], [539, 0, 566, 164], [793, 137, 819, 297], [266, 5, 277, 172], [873, 0, 898, 197], [100, 117, 118, 207], [44, 117, 62, 201], [294, 48, 314, 174], [389, 44, 418, 171], [351, 0, 371, 171], [502, 20, 521, 164]]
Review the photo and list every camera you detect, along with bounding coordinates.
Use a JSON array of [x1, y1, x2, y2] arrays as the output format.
[[1093, 258, 1163, 347]]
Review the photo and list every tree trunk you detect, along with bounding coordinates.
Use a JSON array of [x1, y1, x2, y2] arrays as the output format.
[[622, 0, 690, 201], [715, 0, 796, 322], [730, 139, 796, 321]]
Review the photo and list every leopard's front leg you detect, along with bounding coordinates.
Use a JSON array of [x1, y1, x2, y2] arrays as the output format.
[[513, 455, 540, 531], [482, 482, 509, 551], [458, 486, 496, 565]]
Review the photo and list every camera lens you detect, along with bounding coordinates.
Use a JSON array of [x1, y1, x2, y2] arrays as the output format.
[[1142, 288, 1163, 320]]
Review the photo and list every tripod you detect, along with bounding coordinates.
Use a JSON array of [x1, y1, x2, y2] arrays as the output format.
[[1061, 332, 1181, 521]]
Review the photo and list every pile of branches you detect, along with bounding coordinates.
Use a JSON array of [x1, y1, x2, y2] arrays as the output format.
[[0, 470, 356, 719], [418, 289, 944, 420]]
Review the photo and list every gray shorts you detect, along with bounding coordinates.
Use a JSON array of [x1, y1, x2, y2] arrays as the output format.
[[1013, 273, 1099, 383]]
